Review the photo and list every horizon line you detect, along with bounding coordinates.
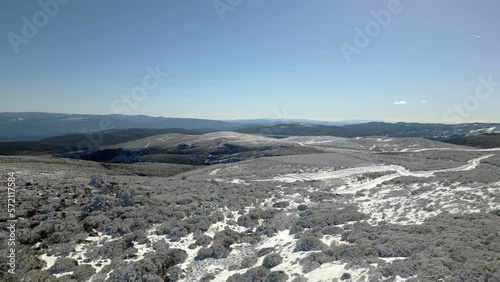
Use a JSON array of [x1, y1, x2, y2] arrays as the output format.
[[0, 111, 499, 125]]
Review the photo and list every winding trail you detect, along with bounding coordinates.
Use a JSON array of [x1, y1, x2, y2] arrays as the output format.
[[400, 147, 500, 153], [263, 154, 495, 193]]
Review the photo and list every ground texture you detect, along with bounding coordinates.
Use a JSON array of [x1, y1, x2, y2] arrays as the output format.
[[1, 134, 499, 282]]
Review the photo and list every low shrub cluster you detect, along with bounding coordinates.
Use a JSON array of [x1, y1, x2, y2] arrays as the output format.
[[262, 253, 283, 269], [227, 266, 288, 282]]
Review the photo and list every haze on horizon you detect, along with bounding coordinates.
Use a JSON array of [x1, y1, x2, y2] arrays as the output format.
[[1, 0, 499, 123]]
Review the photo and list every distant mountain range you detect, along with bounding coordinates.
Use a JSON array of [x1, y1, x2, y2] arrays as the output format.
[[0, 112, 375, 141], [0, 112, 239, 141], [224, 118, 376, 127], [0, 112, 499, 145], [237, 122, 500, 139]]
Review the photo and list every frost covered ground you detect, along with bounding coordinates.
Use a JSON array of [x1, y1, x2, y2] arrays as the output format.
[[1, 134, 499, 281]]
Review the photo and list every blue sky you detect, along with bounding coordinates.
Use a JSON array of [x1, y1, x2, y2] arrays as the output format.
[[1, 0, 499, 123]]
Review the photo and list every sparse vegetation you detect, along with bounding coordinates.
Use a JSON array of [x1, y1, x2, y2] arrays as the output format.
[[262, 253, 283, 269], [1, 131, 499, 281]]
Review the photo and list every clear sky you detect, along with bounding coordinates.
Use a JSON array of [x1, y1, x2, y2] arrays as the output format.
[[1, 0, 499, 123]]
